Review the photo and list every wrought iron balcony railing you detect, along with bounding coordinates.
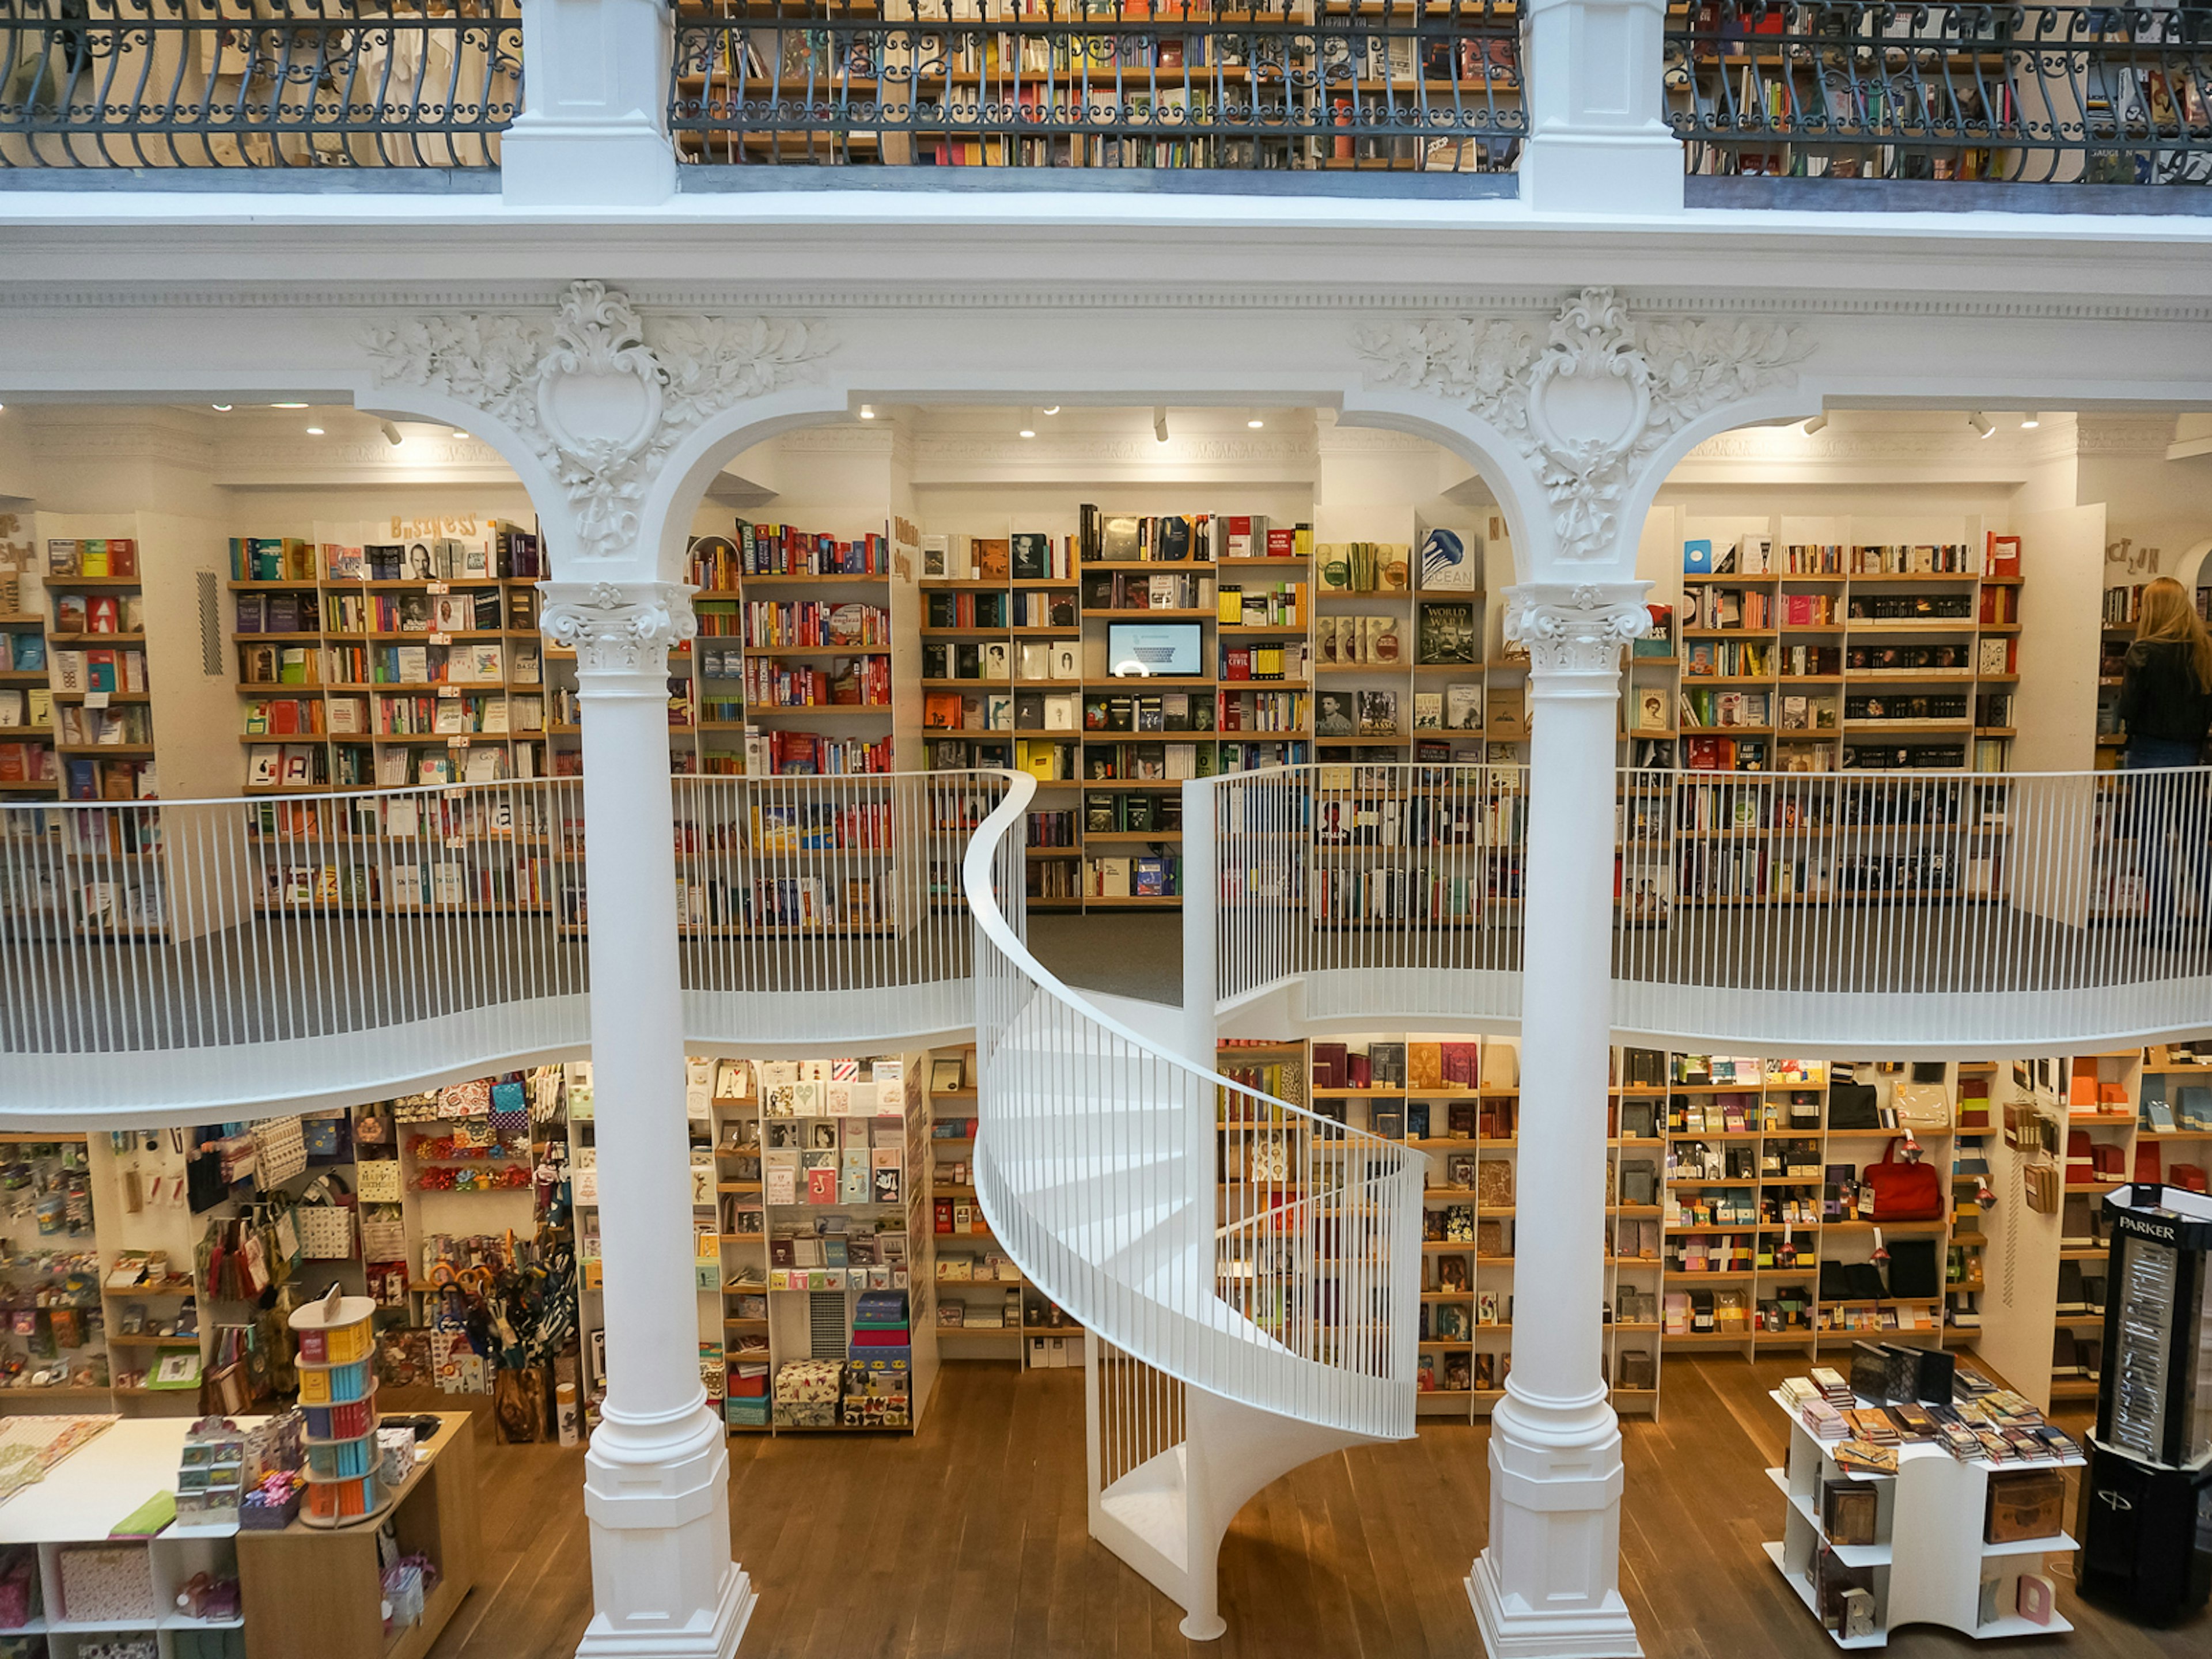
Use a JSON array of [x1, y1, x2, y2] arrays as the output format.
[[0, 0, 521, 170], [1666, 0, 2212, 184], [668, 0, 1526, 173]]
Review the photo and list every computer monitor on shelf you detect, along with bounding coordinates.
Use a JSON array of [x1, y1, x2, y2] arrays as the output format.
[[1107, 623, 1201, 679]]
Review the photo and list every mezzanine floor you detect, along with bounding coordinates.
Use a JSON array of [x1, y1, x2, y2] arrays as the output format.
[[424, 1357, 2205, 1659]]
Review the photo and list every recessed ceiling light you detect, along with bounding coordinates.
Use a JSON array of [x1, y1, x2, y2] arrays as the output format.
[[859, 404, 875, 420], [305, 426, 325, 435], [271, 402, 308, 410], [2020, 412, 2041, 429], [210, 403, 233, 412]]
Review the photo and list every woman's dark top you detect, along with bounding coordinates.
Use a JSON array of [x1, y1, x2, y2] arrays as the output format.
[[2118, 638, 2212, 748]]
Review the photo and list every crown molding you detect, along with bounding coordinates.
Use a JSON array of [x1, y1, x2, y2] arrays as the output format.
[[2075, 412, 2181, 454], [770, 425, 895, 455], [908, 427, 1319, 486], [1316, 426, 1439, 454], [2, 282, 2212, 326], [26, 408, 214, 472], [213, 433, 520, 487]]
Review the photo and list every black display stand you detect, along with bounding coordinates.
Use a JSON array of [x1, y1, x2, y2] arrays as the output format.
[[2078, 1184, 2212, 1623]]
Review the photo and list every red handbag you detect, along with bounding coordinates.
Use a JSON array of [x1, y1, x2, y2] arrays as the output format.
[[1862, 1139, 1944, 1221]]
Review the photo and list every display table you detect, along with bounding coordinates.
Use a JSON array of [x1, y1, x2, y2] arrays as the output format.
[[0, 1412, 478, 1659], [240, 1410, 479, 1659], [0, 1416, 249, 1646], [1764, 1390, 2080, 1648]]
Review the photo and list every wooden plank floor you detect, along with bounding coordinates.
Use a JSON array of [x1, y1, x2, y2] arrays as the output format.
[[427, 1357, 2210, 1658]]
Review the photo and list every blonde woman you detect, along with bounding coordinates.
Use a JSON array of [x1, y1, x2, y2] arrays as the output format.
[[2116, 576, 2212, 931], [2118, 576, 2212, 768]]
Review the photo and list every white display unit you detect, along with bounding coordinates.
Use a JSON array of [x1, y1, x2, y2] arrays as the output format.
[[1764, 1390, 2080, 1648]]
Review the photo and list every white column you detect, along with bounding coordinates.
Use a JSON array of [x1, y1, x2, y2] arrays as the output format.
[[543, 582, 755, 1659], [1468, 582, 1646, 1659], [1173, 775, 1227, 1642], [1518, 0, 1685, 215], [502, 0, 677, 207]]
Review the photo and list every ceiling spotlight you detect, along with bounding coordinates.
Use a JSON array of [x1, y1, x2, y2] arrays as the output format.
[[1801, 412, 1828, 435], [2020, 412, 2041, 429], [859, 404, 875, 420], [271, 402, 308, 410], [378, 420, 403, 446], [1153, 406, 1170, 444], [452, 430, 469, 440], [1968, 412, 1995, 438], [1040, 406, 1060, 416], [1019, 407, 1037, 439], [210, 403, 233, 412], [304, 426, 325, 436], [1248, 415, 1265, 429]]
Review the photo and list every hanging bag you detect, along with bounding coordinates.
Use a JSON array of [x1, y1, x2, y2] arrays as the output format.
[[1890, 1080, 1952, 1130], [296, 1175, 357, 1261], [1861, 1138, 1944, 1221], [252, 1117, 307, 1189], [1828, 1066, 1883, 1131], [358, 1204, 407, 1265]]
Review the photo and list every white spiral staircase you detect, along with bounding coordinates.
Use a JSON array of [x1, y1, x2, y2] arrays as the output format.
[[963, 775, 1426, 1637]]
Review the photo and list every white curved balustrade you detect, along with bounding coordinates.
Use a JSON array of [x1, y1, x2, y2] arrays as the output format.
[[0, 770, 1013, 1121], [964, 770, 1424, 1439], [1206, 762, 2212, 1055], [1610, 765, 2212, 1051]]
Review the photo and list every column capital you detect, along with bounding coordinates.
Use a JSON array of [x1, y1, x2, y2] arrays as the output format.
[[543, 580, 697, 677], [1505, 581, 1652, 681]]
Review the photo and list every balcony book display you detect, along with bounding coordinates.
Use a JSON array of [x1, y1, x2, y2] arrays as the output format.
[[917, 510, 1502, 909], [1633, 521, 2024, 778], [228, 524, 548, 793]]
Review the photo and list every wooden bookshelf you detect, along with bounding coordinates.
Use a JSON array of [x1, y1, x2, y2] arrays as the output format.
[[916, 533, 1084, 908], [0, 596, 54, 797], [1625, 525, 2023, 778], [1209, 1031, 1617, 1420], [227, 528, 550, 794], [706, 1047, 938, 1433], [703, 522, 896, 780]]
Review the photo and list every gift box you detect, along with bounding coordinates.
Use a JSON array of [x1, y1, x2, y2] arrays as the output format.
[[58, 1543, 155, 1623]]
